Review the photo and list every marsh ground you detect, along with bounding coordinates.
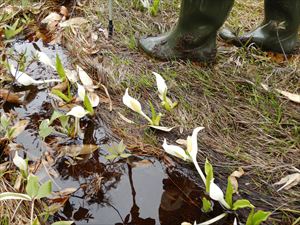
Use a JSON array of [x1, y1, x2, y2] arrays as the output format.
[[0, 0, 299, 224]]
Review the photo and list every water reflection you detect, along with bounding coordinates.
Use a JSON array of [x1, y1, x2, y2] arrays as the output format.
[[53, 154, 209, 225]]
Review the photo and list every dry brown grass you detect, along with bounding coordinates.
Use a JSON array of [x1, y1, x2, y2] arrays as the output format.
[[0, 174, 31, 225]]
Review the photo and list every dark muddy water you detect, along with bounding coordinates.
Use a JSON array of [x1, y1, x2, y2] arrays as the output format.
[[2, 41, 231, 225]]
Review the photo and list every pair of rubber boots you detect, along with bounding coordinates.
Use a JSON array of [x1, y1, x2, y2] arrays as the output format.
[[139, 0, 300, 62]]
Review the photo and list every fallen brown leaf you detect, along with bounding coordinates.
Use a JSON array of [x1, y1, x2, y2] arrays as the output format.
[[229, 167, 245, 193], [8, 120, 29, 139], [58, 144, 99, 158], [0, 89, 22, 104], [274, 173, 300, 191], [51, 80, 68, 92]]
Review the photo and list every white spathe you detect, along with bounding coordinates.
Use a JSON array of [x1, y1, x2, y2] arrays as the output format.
[[162, 139, 188, 161], [153, 72, 167, 98], [9, 64, 61, 86], [66, 105, 88, 118], [77, 65, 94, 89], [77, 83, 86, 101], [65, 69, 78, 83], [189, 127, 205, 161], [209, 179, 230, 209], [36, 51, 55, 69], [13, 151, 27, 171], [87, 92, 100, 107], [233, 217, 238, 225], [122, 88, 142, 114]]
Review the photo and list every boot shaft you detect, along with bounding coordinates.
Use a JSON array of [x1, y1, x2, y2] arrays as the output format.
[[177, 0, 234, 31], [264, 0, 300, 31]]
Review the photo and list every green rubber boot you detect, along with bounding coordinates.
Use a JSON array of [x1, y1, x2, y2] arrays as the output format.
[[220, 0, 300, 53], [139, 0, 234, 62]]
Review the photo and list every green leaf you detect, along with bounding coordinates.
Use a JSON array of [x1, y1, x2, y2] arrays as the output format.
[[105, 154, 118, 160], [32, 217, 41, 225], [225, 177, 234, 208], [83, 94, 94, 115], [120, 153, 131, 158], [4, 19, 24, 39], [1, 113, 10, 130], [149, 101, 156, 120], [55, 55, 66, 81], [252, 210, 271, 225], [0, 192, 31, 201], [36, 180, 52, 199], [50, 111, 64, 124], [59, 115, 69, 130], [52, 89, 71, 103], [201, 197, 212, 213], [26, 174, 39, 198], [51, 221, 74, 225], [39, 119, 54, 140], [205, 159, 214, 193], [246, 208, 255, 225], [233, 199, 254, 211], [116, 140, 126, 154]]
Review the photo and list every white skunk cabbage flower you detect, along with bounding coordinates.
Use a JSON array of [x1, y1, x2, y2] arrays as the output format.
[[36, 51, 55, 69], [153, 71, 177, 111], [65, 69, 78, 83], [77, 65, 94, 91], [233, 218, 238, 225], [66, 105, 88, 138], [77, 83, 86, 101], [209, 179, 230, 209], [77, 83, 100, 107], [122, 88, 152, 124], [187, 127, 204, 161], [13, 151, 27, 171], [140, 0, 150, 8], [67, 105, 88, 118], [187, 126, 206, 184], [87, 92, 100, 107], [162, 139, 188, 161], [162, 127, 206, 184], [153, 72, 167, 99], [9, 64, 61, 86]]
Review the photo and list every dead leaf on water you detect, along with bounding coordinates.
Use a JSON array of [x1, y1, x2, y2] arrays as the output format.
[[229, 167, 245, 193], [0, 89, 22, 104], [56, 187, 77, 196], [274, 173, 300, 191], [8, 120, 29, 139], [51, 80, 68, 92], [131, 159, 153, 168], [58, 144, 99, 158]]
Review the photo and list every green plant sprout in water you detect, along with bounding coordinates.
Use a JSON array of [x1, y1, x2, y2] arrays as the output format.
[[0, 112, 28, 141], [103, 140, 131, 161], [162, 128, 271, 225]]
